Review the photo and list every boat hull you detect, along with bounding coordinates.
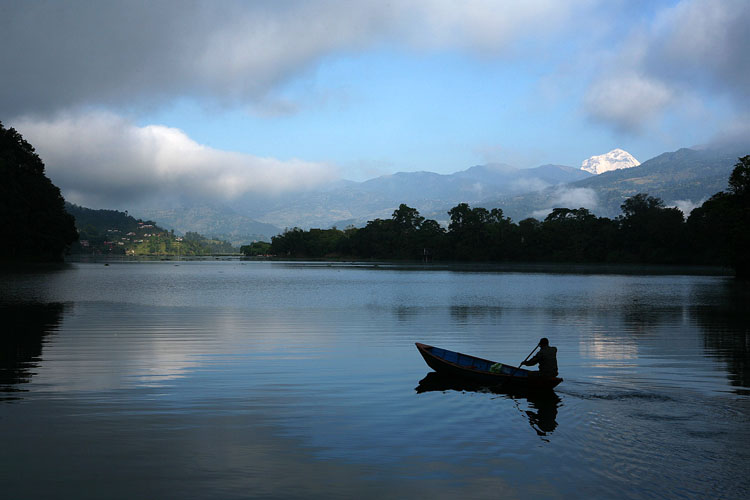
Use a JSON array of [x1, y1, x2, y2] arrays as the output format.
[[415, 342, 562, 390]]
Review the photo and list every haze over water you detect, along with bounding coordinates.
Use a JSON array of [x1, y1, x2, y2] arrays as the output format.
[[2, 261, 748, 499]]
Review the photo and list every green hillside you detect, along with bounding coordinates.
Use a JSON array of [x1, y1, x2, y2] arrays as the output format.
[[66, 203, 237, 256], [132, 206, 281, 246]]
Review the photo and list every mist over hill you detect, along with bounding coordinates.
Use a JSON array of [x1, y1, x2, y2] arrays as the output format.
[[232, 163, 591, 230], [485, 145, 748, 222], [131, 205, 282, 245], [130, 144, 747, 242]]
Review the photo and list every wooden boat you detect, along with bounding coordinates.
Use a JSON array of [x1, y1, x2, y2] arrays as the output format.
[[415, 342, 562, 390]]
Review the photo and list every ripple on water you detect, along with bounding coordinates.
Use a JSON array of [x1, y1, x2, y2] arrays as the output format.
[[1, 263, 748, 499]]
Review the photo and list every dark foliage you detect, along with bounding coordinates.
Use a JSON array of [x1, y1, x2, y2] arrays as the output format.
[[0, 122, 77, 261], [1, 302, 65, 395], [66, 204, 236, 255], [618, 194, 687, 264], [66, 203, 155, 233], [266, 156, 749, 277], [240, 241, 272, 256], [687, 156, 750, 278]]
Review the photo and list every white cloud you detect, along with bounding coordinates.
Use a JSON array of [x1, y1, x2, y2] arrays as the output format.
[[550, 186, 599, 208], [708, 112, 750, 148], [532, 186, 599, 218], [531, 208, 554, 219], [511, 177, 551, 193], [12, 112, 339, 209], [584, 74, 674, 132], [583, 0, 750, 132], [671, 199, 703, 218], [0, 1, 595, 117], [398, 0, 587, 52], [646, 0, 750, 95]]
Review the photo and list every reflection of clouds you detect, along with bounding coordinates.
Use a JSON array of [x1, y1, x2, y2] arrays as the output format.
[[32, 303, 328, 392], [34, 313, 206, 392], [580, 336, 638, 361]]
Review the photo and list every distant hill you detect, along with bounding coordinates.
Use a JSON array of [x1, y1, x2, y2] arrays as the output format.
[[120, 144, 748, 233], [65, 203, 237, 255], [131, 205, 281, 245], [232, 163, 591, 229], [481, 146, 748, 221], [67, 203, 157, 234]]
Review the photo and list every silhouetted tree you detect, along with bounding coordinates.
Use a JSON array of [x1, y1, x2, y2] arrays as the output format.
[[241, 241, 271, 256], [518, 218, 543, 260], [245, 157, 749, 271], [618, 194, 686, 264], [447, 203, 494, 259], [415, 218, 446, 260], [728, 155, 750, 198], [392, 204, 424, 233], [542, 207, 615, 262], [0, 122, 77, 260], [349, 218, 399, 258], [688, 156, 750, 278]]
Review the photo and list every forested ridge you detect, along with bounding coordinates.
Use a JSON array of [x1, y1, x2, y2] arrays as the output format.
[[0, 121, 236, 259], [260, 156, 750, 278], [3, 119, 747, 273], [67, 204, 237, 256], [0, 121, 77, 261]]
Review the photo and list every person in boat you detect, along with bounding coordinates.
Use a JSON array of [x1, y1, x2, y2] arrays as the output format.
[[522, 338, 558, 377]]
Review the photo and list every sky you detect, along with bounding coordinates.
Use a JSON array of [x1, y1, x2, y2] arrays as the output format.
[[2, 0, 749, 210]]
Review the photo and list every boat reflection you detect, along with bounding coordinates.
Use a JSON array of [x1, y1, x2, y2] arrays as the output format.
[[415, 371, 561, 436]]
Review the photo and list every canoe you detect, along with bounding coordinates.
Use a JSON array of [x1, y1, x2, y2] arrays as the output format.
[[415, 342, 562, 390]]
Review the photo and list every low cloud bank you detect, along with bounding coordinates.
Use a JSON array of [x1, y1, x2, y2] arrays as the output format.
[[531, 187, 599, 219], [13, 112, 338, 209], [672, 199, 703, 218]]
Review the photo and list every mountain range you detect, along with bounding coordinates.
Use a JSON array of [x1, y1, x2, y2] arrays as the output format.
[[135, 163, 591, 242], [486, 145, 747, 222], [131, 144, 748, 244]]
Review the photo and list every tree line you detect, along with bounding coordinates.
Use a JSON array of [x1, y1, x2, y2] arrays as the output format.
[[67, 204, 237, 256], [1, 121, 78, 261], [256, 156, 750, 278]]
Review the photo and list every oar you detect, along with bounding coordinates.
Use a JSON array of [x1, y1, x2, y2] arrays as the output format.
[[507, 344, 539, 380], [491, 343, 539, 391]]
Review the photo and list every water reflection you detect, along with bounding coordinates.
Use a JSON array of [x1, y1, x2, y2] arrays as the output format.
[[449, 305, 503, 322], [1, 263, 747, 498], [692, 281, 750, 393], [415, 372, 561, 437], [0, 301, 65, 400]]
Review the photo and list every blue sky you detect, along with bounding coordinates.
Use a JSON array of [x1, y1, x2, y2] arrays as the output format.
[[1, 0, 748, 209]]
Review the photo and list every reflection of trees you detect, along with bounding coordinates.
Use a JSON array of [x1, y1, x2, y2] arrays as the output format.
[[0, 302, 65, 399], [415, 372, 561, 436], [449, 306, 503, 322], [691, 282, 750, 391], [390, 305, 504, 323]]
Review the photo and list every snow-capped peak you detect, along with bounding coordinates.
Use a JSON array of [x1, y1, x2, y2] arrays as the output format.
[[581, 149, 640, 175]]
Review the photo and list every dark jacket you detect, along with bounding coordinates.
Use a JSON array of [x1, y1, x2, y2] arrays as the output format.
[[525, 345, 558, 377]]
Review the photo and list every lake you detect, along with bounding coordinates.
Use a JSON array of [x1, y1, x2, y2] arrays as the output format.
[[1, 260, 748, 499]]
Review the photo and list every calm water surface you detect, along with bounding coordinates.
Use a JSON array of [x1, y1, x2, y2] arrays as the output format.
[[1, 260, 749, 499]]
